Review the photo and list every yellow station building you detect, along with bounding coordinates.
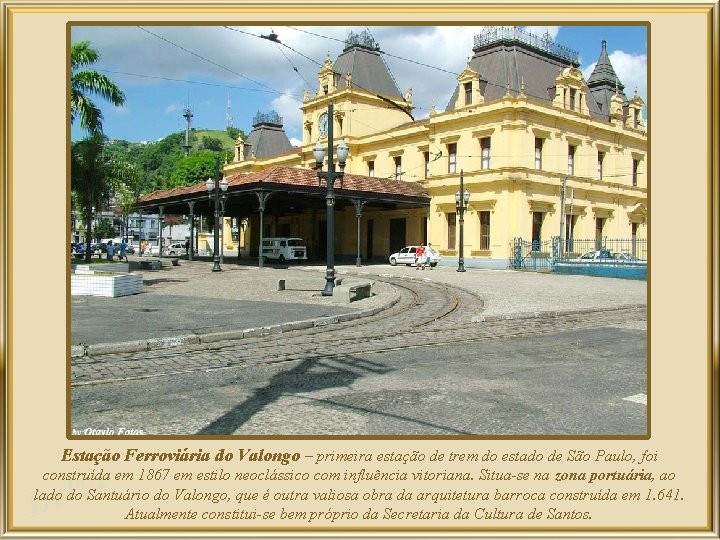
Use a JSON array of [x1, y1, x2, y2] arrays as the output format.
[[142, 27, 647, 268]]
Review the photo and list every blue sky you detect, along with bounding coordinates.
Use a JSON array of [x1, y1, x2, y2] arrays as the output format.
[[70, 25, 647, 144]]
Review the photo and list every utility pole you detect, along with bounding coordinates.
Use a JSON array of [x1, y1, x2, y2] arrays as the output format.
[[182, 107, 193, 156], [225, 92, 233, 129]]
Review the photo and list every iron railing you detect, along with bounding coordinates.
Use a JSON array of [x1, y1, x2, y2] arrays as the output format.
[[510, 237, 555, 271], [474, 26, 579, 65], [253, 110, 283, 127], [510, 236, 648, 271], [557, 237, 647, 262]]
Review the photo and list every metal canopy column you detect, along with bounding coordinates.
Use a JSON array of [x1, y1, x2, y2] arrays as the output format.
[[256, 191, 272, 268], [352, 199, 367, 267], [187, 201, 195, 260], [237, 216, 246, 264], [158, 205, 164, 258], [137, 209, 143, 253]]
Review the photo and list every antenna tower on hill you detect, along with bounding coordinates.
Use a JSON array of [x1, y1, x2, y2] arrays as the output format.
[[182, 106, 193, 156], [225, 92, 234, 129]]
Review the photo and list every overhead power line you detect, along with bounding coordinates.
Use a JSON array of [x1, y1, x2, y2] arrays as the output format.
[[98, 69, 293, 97], [137, 26, 280, 95], [247, 27, 414, 121], [135, 25, 640, 136]]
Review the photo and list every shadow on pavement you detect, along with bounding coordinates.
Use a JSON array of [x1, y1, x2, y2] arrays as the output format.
[[196, 354, 393, 435]]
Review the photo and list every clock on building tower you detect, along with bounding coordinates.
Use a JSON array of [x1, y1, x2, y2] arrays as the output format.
[[318, 112, 328, 138]]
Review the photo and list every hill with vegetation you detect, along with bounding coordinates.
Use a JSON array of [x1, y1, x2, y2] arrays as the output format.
[[104, 126, 245, 195]]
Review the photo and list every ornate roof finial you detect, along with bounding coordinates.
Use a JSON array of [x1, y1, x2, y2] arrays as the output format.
[[520, 76, 526, 96], [323, 51, 333, 68]]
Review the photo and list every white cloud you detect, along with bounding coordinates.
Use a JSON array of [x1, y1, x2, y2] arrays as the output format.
[[111, 105, 131, 116], [164, 103, 183, 114], [608, 50, 647, 100], [71, 25, 646, 141], [270, 91, 304, 139]]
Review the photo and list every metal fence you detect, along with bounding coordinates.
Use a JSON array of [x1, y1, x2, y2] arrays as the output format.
[[509, 237, 555, 271], [510, 237, 647, 271], [556, 237, 647, 262]]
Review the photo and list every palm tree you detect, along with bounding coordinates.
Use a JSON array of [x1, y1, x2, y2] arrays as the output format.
[[71, 134, 132, 261], [71, 40, 126, 135]]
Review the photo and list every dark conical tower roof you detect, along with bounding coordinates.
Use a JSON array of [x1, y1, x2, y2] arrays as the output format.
[[332, 30, 403, 99], [242, 111, 294, 160], [587, 40, 624, 88], [587, 40, 627, 117]]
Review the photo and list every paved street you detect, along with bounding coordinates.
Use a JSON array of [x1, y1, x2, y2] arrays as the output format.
[[71, 262, 646, 436]]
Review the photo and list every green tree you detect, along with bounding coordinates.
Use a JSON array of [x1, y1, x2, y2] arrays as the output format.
[[169, 151, 220, 188], [226, 126, 242, 140], [111, 160, 143, 240], [71, 134, 131, 261], [93, 219, 116, 241], [71, 40, 126, 134], [200, 136, 224, 152]]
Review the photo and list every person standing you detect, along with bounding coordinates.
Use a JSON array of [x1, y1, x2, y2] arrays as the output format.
[[425, 243, 434, 269], [106, 240, 115, 261], [415, 243, 425, 270], [119, 240, 128, 262]]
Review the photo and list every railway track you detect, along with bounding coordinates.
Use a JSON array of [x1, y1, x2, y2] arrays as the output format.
[[71, 276, 643, 386]]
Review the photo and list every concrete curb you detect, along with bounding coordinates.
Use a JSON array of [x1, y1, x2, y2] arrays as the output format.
[[71, 291, 402, 359], [470, 303, 646, 323]]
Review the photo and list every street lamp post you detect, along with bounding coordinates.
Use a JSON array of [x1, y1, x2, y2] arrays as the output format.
[[455, 169, 470, 272], [313, 102, 349, 296], [559, 174, 567, 256], [205, 156, 228, 272]]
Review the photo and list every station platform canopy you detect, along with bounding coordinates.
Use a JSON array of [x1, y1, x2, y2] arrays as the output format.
[[136, 165, 430, 217]]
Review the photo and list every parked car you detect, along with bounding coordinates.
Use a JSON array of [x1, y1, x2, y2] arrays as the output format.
[[578, 248, 613, 260], [614, 251, 642, 261], [573, 249, 645, 264], [388, 245, 441, 267], [163, 242, 186, 256], [124, 243, 135, 255]]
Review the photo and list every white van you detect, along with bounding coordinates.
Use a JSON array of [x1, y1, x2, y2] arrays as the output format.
[[261, 237, 307, 263]]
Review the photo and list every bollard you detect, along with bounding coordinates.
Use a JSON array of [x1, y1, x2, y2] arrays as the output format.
[[277, 279, 286, 291]]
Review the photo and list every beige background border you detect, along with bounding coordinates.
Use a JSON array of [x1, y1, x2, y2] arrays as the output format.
[[2, 1, 717, 537]]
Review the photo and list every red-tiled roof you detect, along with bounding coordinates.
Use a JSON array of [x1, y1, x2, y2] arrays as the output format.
[[139, 165, 429, 203]]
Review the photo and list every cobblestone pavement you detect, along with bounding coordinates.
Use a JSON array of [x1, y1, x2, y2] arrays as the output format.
[[71, 274, 646, 435], [72, 277, 644, 385]]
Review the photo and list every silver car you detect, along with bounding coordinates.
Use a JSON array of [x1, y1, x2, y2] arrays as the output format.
[[163, 242, 186, 256]]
